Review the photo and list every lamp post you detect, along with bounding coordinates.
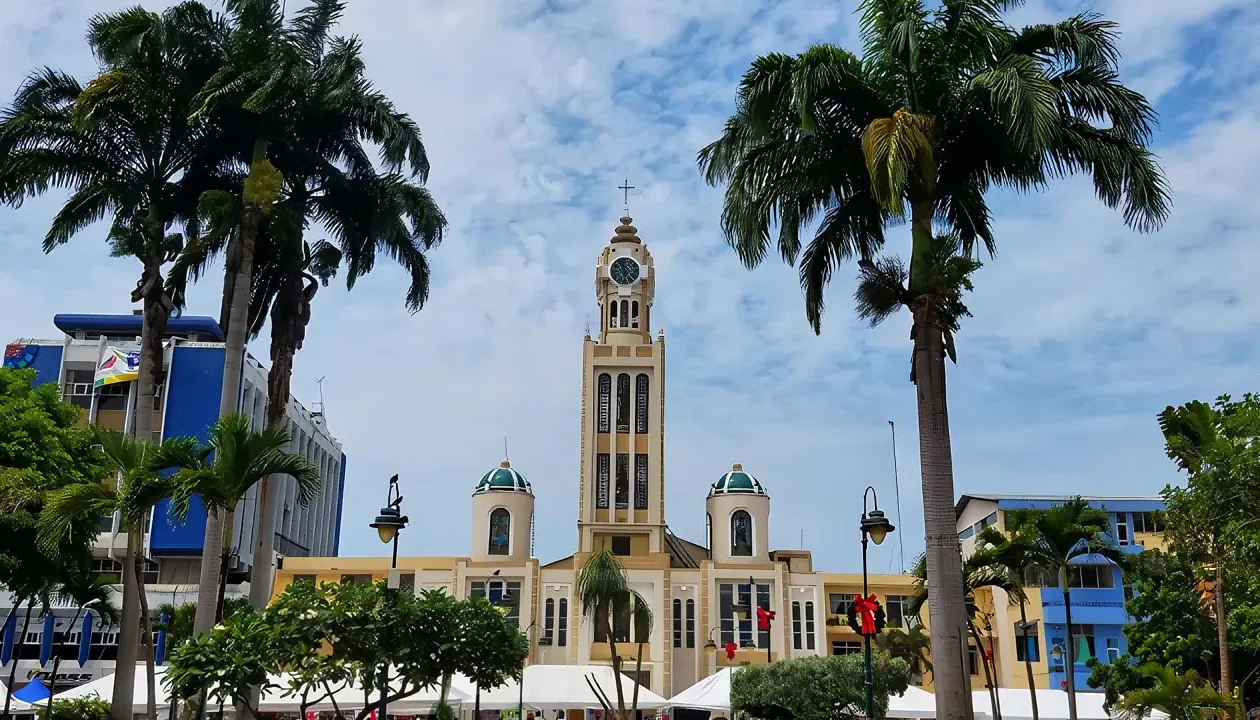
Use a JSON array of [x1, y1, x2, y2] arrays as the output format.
[[704, 628, 726, 671], [496, 592, 534, 720], [369, 474, 408, 720], [860, 486, 895, 720]]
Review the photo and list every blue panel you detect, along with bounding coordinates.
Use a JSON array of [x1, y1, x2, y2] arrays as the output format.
[[149, 345, 225, 556], [53, 314, 225, 342], [332, 453, 347, 556], [4, 343, 63, 387]]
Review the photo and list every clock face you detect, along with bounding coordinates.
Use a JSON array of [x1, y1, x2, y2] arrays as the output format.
[[609, 256, 640, 285]]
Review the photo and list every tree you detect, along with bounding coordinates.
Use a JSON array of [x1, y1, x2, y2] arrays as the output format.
[[157, 412, 321, 624], [1158, 394, 1260, 695], [1006, 498, 1127, 720], [167, 0, 443, 611], [1115, 665, 1233, 720], [975, 526, 1047, 720], [875, 624, 932, 680], [577, 550, 653, 720], [168, 581, 524, 720], [698, 4, 1170, 715], [37, 429, 189, 720], [155, 599, 251, 650], [731, 653, 911, 720], [41, 697, 111, 720], [0, 7, 232, 719]]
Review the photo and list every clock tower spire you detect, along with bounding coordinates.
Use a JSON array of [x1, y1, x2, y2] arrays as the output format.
[[577, 215, 666, 554]]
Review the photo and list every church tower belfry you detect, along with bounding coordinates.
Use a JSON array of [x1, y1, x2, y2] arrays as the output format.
[[577, 215, 667, 554]]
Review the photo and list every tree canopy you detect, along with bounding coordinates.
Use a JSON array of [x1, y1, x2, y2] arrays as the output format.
[[731, 653, 911, 720]]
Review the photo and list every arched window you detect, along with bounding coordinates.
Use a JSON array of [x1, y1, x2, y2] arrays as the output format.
[[635, 374, 649, 433], [731, 510, 753, 556], [597, 374, 611, 433], [620, 300, 630, 327], [616, 374, 630, 431], [631, 301, 640, 328], [488, 508, 511, 555]]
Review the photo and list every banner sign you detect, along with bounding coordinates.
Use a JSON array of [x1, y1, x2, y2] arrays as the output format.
[[94, 345, 141, 387]]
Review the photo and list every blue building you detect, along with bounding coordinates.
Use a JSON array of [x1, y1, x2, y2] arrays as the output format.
[[4, 312, 346, 589], [956, 494, 1165, 693]]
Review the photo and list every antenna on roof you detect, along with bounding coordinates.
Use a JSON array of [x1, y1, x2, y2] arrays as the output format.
[[313, 376, 326, 416], [504, 436, 509, 463]]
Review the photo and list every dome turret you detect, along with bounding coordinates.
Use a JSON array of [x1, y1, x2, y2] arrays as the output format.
[[474, 460, 532, 495], [709, 463, 766, 497]]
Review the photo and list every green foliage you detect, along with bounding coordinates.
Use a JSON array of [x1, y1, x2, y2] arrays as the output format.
[[875, 626, 932, 677], [155, 598, 251, 649], [168, 581, 526, 720], [577, 550, 654, 718], [242, 158, 283, 212], [0, 368, 107, 598], [1119, 551, 1215, 674], [1114, 665, 1233, 720], [731, 653, 911, 720], [40, 696, 111, 720], [1086, 655, 1155, 714]]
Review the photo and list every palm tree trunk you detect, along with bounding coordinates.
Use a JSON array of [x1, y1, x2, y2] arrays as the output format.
[[910, 275, 973, 719], [112, 536, 143, 720], [631, 642, 644, 717], [2, 598, 34, 720], [1214, 560, 1231, 694], [1062, 573, 1078, 720], [135, 554, 158, 720], [603, 609, 627, 720], [969, 622, 999, 720], [1019, 601, 1039, 720]]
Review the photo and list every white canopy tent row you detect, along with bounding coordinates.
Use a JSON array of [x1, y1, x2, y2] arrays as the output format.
[[973, 688, 1168, 720], [665, 668, 937, 719], [43, 664, 666, 715]]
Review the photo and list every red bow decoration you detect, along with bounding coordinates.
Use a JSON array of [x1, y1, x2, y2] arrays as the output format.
[[852, 594, 880, 636], [723, 642, 738, 660], [756, 606, 776, 631]]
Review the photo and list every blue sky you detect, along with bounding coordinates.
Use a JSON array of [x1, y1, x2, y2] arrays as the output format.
[[2, 0, 1258, 573]]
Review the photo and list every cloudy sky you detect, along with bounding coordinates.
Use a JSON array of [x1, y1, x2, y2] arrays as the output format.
[[2, 0, 1257, 573]]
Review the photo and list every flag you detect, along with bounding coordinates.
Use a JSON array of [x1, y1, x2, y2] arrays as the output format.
[[94, 345, 141, 387], [39, 614, 55, 666], [77, 611, 94, 667], [1, 615, 15, 665]]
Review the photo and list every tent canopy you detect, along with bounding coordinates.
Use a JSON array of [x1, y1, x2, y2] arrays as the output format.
[[13, 676, 51, 704], [463, 665, 668, 711], [56, 666, 173, 712], [973, 689, 1168, 720], [669, 667, 736, 712], [887, 687, 937, 719]]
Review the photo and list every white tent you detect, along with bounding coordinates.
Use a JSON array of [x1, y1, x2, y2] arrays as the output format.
[[0, 683, 35, 715], [972, 688, 1167, 720], [459, 665, 668, 711], [669, 667, 736, 712], [258, 674, 471, 714], [56, 666, 173, 712], [887, 686, 937, 719]]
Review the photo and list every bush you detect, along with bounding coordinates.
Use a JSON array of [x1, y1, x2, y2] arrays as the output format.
[[40, 697, 111, 720]]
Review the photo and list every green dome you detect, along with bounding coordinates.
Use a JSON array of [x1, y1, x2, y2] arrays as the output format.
[[710, 463, 767, 496], [474, 460, 532, 495]]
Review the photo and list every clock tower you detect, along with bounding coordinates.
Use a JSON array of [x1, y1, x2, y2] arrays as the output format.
[[577, 216, 667, 553]]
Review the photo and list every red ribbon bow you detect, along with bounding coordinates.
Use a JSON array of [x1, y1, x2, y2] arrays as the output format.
[[723, 642, 738, 660], [852, 594, 879, 636], [756, 606, 776, 631]]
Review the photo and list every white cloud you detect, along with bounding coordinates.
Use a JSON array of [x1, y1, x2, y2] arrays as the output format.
[[1, 0, 1256, 571]]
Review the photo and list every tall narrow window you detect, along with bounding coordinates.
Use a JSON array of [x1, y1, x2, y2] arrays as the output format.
[[672, 599, 683, 648], [488, 509, 510, 555], [597, 374, 611, 433], [757, 584, 771, 649], [731, 510, 753, 556], [635, 374, 649, 433], [620, 300, 629, 327], [615, 453, 630, 509], [558, 598, 568, 646], [545, 598, 556, 642], [791, 601, 803, 650], [596, 454, 610, 509], [616, 374, 630, 430], [804, 601, 816, 650], [685, 599, 696, 648], [609, 301, 618, 328], [720, 583, 771, 648], [634, 454, 649, 510], [631, 301, 640, 328]]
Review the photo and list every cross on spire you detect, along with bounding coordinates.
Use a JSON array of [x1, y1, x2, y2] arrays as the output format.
[[618, 177, 635, 213]]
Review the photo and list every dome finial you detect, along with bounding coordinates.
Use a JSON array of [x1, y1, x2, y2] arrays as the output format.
[[731, 462, 743, 472]]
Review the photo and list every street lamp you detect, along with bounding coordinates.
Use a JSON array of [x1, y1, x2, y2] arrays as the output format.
[[370, 474, 408, 720], [860, 486, 895, 720]]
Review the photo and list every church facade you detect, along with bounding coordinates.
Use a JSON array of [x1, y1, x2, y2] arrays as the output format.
[[272, 216, 922, 696]]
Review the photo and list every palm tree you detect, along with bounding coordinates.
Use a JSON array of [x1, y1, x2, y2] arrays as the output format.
[[38, 429, 187, 720], [876, 623, 933, 682], [1116, 665, 1233, 720], [576, 550, 653, 720], [0, 9, 230, 718], [157, 413, 321, 617], [698, 4, 1170, 715], [1006, 497, 1126, 720], [170, 18, 443, 609], [975, 527, 1043, 720]]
